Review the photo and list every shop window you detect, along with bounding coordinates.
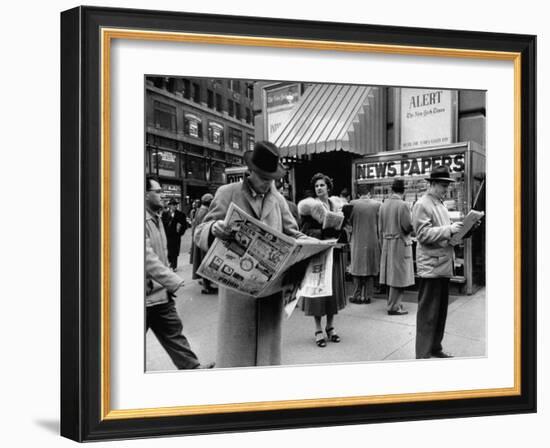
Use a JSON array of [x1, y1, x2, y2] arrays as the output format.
[[153, 101, 176, 132], [184, 113, 203, 139], [152, 150, 178, 177], [229, 128, 242, 151], [186, 156, 206, 181], [208, 121, 224, 146], [207, 89, 214, 108], [210, 161, 226, 184]]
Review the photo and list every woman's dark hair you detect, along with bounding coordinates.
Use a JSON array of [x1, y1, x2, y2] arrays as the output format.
[[310, 172, 333, 193]]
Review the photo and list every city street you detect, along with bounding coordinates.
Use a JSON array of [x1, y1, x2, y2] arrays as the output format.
[[146, 230, 486, 371]]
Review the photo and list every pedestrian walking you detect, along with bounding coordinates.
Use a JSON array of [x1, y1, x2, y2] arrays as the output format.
[[145, 177, 214, 369], [379, 178, 414, 315], [191, 193, 217, 294], [348, 188, 382, 304], [162, 199, 188, 271], [194, 141, 304, 368], [412, 165, 463, 359]]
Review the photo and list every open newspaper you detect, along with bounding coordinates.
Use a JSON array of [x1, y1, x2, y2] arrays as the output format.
[[450, 209, 485, 246], [197, 203, 336, 298]]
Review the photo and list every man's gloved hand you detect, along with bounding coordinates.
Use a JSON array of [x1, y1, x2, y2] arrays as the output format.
[[211, 220, 234, 240], [450, 222, 464, 235]]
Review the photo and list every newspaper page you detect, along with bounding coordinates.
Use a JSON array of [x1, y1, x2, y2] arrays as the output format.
[[197, 203, 336, 298], [450, 209, 485, 246], [284, 247, 335, 318]]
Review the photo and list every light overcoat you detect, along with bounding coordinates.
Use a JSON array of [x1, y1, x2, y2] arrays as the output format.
[[194, 178, 302, 368], [412, 192, 454, 278], [378, 194, 414, 287], [349, 198, 381, 276]]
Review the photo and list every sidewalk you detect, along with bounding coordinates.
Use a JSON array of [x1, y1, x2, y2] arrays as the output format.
[[146, 233, 486, 370]]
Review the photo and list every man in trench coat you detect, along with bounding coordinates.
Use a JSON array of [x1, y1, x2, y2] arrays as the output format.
[[412, 166, 463, 359], [378, 178, 414, 315], [194, 141, 304, 368], [348, 189, 381, 304]]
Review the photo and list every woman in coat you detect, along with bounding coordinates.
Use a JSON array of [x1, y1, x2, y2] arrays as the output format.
[[298, 173, 347, 347]]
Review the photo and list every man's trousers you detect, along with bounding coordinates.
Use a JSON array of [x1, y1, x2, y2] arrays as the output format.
[[415, 277, 450, 359], [146, 298, 200, 369]]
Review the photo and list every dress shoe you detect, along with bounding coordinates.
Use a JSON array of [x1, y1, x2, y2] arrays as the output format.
[[431, 350, 454, 358], [388, 309, 408, 315], [364, 297, 372, 304], [201, 288, 217, 294], [195, 361, 216, 369]]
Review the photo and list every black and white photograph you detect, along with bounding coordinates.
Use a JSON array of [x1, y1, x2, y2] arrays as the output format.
[[144, 76, 486, 371]]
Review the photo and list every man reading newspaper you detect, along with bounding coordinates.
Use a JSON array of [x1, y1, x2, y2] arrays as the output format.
[[194, 141, 307, 368]]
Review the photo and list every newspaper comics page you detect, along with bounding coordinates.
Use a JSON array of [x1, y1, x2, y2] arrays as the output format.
[[197, 203, 335, 297]]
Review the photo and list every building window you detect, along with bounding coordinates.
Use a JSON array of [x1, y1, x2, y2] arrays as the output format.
[[247, 134, 255, 152], [245, 107, 252, 124], [183, 79, 190, 99], [207, 89, 214, 108], [215, 93, 223, 112], [229, 79, 240, 93], [184, 113, 202, 139], [246, 83, 254, 100], [153, 101, 176, 132], [229, 128, 243, 151], [208, 121, 224, 145], [235, 104, 241, 121], [228, 99, 234, 117], [192, 82, 201, 103]]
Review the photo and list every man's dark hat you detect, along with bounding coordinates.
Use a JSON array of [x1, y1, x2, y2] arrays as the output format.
[[243, 141, 286, 179], [168, 198, 179, 205], [391, 178, 405, 192], [427, 165, 455, 183]]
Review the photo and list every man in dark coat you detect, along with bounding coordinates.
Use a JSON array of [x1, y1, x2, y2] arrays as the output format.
[[162, 199, 188, 271], [348, 189, 381, 304], [412, 166, 463, 359], [379, 178, 415, 315]]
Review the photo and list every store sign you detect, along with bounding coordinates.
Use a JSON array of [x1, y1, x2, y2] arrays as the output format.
[[400, 89, 455, 150], [356, 153, 464, 181], [266, 84, 300, 140]]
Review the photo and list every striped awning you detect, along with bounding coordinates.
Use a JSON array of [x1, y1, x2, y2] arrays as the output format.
[[273, 84, 384, 157]]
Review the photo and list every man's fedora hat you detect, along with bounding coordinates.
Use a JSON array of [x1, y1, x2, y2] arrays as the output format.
[[427, 165, 455, 183], [243, 141, 286, 180], [391, 178, 405, 193]]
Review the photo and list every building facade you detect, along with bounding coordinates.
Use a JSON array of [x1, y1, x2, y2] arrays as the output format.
[[145, 76, 256, 212]]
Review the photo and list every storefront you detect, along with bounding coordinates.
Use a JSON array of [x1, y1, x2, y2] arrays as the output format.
[[352, 142, 485, 294]]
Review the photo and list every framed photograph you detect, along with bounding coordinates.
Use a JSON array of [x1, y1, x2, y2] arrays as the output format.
[[60, 6, 536, 442]]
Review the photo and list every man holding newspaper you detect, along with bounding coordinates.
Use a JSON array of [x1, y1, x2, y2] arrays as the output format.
[[194, 141, 309, 368]]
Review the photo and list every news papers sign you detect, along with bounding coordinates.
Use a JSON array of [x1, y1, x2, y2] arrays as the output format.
[[356, 153, 464, 181], [400, 88, 456, 150]]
